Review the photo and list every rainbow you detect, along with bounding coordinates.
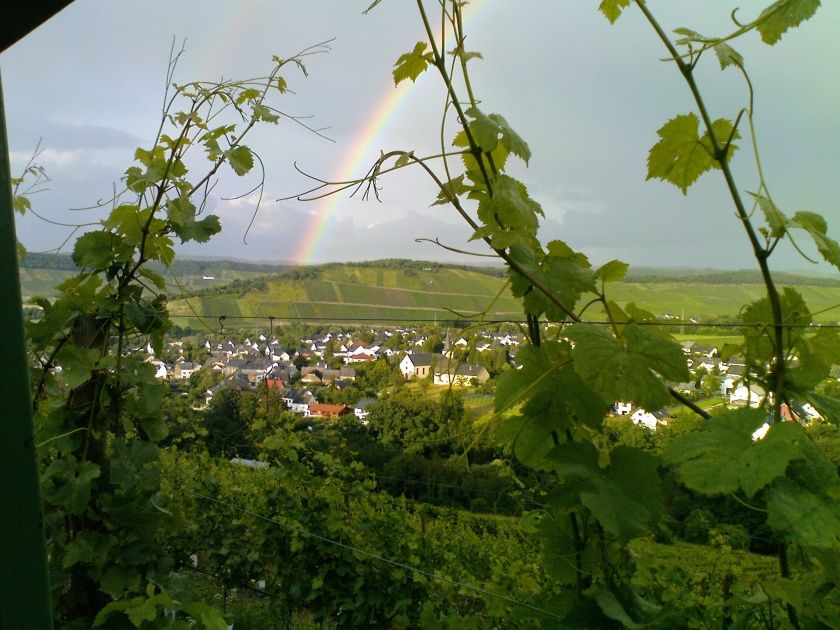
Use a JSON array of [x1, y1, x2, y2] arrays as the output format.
[[293, 0, 490, 265]]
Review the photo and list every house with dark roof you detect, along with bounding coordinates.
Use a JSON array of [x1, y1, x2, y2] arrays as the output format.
[[282, 389, 317, 414], [227, 356, 273, 387], [432, 362, 490, 386], [172, 361, 198, 380], [630, 408, 672, 431], [399, 352, 445, 379], [205, 372, 252, 406]]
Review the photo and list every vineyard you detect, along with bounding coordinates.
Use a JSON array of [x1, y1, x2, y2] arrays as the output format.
[[8, 0, 840, 628]]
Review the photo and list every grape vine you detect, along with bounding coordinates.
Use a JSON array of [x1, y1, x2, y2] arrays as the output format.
[[347, 0, 840, 626], [26, 44, 325, 627], [17, 1, 840, 627]]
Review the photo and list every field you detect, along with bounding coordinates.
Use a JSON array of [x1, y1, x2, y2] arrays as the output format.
[[21, 260, 840, 326], [169, 267, 840, 327]]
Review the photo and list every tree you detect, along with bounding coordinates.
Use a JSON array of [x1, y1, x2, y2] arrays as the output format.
[[203, 388, 249, 456], [367, 389, 459, 456], [421, 333, 443, 353]]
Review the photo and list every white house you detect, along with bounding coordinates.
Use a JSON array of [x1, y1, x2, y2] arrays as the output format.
[[399, 353, 441, 379], [432, 363, 490, 386], [630, 408, 671, 431], [147, 359, 168, 380], [729, 384, 766, 408], [354, 398, 377, 424], [612, 401, 632, 416]]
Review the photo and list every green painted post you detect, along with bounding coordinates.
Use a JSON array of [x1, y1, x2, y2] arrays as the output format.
[[0, 71, 53, 628]]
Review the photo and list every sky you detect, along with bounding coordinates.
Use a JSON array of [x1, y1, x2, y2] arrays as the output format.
[[2, 1, 839, 272]]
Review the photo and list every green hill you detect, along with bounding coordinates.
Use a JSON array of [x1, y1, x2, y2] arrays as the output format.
[[169, 261, 522, 325], [19, 256, 840, 325], [165, 260, 840, 326]]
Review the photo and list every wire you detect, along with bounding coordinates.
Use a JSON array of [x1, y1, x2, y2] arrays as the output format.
[[166, 312, 840, 329], [170, 483, 564, 621], [372, 472, 519, 499]]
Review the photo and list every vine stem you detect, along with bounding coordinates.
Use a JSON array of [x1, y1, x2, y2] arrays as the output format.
[[634, 0, 783, 424], [634, 2, 797, 626], [412, 0, 711, 419]]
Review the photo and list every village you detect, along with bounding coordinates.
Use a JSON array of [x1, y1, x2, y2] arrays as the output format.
[[141, 325, 825, 432]]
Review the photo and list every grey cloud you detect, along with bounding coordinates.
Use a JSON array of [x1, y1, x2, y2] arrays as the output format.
[[8, 116, 142, 151]]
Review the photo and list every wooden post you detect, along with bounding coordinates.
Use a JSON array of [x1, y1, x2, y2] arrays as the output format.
[[0, 70, 53, 628]]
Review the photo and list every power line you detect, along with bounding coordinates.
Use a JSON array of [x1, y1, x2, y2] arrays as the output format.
[[168, 482, 564, 621]]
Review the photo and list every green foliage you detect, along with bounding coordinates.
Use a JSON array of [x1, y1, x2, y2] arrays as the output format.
[[361, 0, 838, 626], [756, 0, 821, 44], [598, 0, 631, 24], [28, 50, 310, 625], [569, 323, 689, 411], [161, 449, 552, 628], [393, 41, 433, 85], [367, 388, 465, 456], [25, 0, 840, 626], [646, 113, 739, 194], [663, 408, 803, 498]]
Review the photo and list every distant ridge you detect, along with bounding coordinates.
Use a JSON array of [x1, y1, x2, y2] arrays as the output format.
[[624, 267, 840, 287], [21, 253, 840, 287]]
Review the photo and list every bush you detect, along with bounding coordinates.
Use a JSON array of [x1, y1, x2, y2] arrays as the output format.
[[709, 523, 751, 550], [683, 508, 716, 544]]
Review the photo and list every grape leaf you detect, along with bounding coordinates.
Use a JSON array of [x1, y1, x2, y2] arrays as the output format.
[[647, 114, 739, 194], [167, 196, 221, 243], [489, 113, 531, 164], [569, 323, 689, 411], [462, 108, 531, 164], [58, 346, 101, 390], [394, 151, 413, 168], [787, 328, 840, 391], [790, 211, 840, 271], [453, 129, 510, 186], [595, 259, 629, 282], [72, 231, 133, 269], [599, 0, 631, 23], [749, 192, 787, 237], [432, 174, 471, 206], [105, 204, 145, 242], [253, 103, 279, 124], [464, 107, 501, 153], [494, 343, 606, 466], [512, 242, 595, 321], [225, 146, 254, 176], [714, 42, 744, 70], [547, 442, 662, 541], [809, 393, 840, 424], [663, 408, 803, 497], [766, 443, 840, 551], [13, 194, 31, 214], [393, 42, 432, 85], [474, 175, 542, 250], [756, 0, 821, 45]]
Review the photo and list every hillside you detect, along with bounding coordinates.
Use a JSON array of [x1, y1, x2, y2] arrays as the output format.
[[19, 256, 840, 324], [168, 262, 522, 324], [161, 260, 840, 326]]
